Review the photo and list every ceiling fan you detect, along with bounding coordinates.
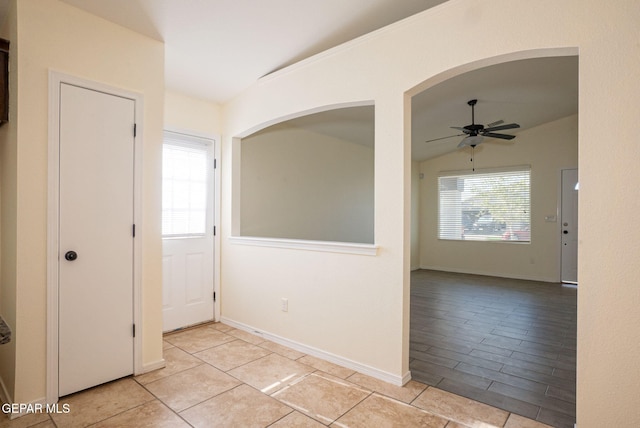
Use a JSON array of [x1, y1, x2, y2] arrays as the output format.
[[425, 99, 520, 148]]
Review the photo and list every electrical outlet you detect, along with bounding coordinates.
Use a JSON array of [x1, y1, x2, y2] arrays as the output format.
[[281, 298, 288, 312]]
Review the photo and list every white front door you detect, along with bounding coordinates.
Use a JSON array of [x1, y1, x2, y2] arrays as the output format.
[[58, 83, 135, 396], [162, 132, 215, 332], [561, 168, 579, 284]]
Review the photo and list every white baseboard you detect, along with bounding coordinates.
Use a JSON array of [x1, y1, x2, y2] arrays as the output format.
[[220, 317, 407, 386], [0, 374, 10, 408], [419, 265, 558, 283], [0, 394, 47, 420], [402, 370, 412, 385], [138, 358, 166, 375]]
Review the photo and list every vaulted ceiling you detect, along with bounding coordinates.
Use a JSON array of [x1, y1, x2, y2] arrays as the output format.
[[412, 56, 578, 161], [57, 0, 447, 103]]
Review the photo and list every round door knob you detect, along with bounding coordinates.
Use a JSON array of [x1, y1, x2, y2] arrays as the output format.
[[65, 251, 78, 261]]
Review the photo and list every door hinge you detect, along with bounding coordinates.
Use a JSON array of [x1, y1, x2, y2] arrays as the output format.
[[214, 158, 217, 169], [132, 324, 136, 337], [213, 225, 216, 236], [213, 292, 216, 302], [133, 123, 137, 137], [132, 224, 136, 237]]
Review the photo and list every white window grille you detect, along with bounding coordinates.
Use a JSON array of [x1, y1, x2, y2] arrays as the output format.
[[162, 132, 211, 236]]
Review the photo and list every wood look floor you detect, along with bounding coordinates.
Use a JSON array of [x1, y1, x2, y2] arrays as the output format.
[[410, 269, 577, 428]]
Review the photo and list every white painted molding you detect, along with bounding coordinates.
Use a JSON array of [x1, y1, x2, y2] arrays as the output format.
[[229, 236, 378, 256], [220, 317, 406, 386], [139, 358, 166, 375], [401, 370, 413, 385]]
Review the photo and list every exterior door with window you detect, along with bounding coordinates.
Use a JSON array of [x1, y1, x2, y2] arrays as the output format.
[[162, 131, 215, 332], [561, 169, 578, 283]]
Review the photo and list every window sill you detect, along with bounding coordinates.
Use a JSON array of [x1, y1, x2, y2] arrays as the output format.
[[229, 236, 378, 256], [438, 238, 531, 244], [162, 234, 207, 240]]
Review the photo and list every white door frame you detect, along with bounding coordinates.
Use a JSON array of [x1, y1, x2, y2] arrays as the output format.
[[165, 127, 222, 325], [46, 71, 144, 403]]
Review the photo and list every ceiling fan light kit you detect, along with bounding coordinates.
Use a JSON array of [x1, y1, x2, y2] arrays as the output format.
[[461, 134, 484, 148]]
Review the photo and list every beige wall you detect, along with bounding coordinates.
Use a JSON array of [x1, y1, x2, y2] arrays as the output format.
[[0, 0, 17, 401], [0, 0, 164, 404], [418, 114, 578, 281], [221, 0, 640, 425], [164, 90, 222, 136], [241, 126, 374, 243]]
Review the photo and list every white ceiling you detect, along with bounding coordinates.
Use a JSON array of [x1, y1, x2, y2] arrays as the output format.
[[57, 0, 447, 103]]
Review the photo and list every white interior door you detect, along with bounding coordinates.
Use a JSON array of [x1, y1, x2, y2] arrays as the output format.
[[58, 83, 135, 396], [162, 132, 215, 332], [561, 168, 579, 284]]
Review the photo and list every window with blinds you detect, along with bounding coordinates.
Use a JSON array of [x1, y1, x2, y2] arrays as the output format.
[[162, 133, 210, 237], [438, 167, 531, 242]]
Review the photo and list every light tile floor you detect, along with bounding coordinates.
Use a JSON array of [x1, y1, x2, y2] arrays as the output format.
[[1, 323, 554, 427]]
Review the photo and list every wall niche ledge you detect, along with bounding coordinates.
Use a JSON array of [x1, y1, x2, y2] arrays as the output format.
[[229, 236, 378, 256]]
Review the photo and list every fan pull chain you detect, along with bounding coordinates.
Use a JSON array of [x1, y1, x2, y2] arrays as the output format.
[[471, 146, 475, 171]]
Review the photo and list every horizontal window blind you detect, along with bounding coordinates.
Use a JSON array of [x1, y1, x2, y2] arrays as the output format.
[[438, 167, 531, 242], [162, 133, 210, 236]]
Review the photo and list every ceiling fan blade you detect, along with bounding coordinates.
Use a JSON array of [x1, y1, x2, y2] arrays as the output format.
[[486, 119, 504, 128], [425, 133, 465, 143], [451, 126, 471, 134], [483, 123, 520, 132], [483, 132, 516, 140], [457, 138, 468, 148]]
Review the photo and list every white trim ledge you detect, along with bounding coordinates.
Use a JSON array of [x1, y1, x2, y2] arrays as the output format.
[[221, 317, 406, 386], [229, 236, 378, 256]]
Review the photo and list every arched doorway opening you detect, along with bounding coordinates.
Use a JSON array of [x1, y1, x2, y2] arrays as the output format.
[[407, 52, 578, 427]]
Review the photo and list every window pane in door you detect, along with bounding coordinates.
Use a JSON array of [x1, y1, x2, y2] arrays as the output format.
[[162, 139, 209, 236]]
